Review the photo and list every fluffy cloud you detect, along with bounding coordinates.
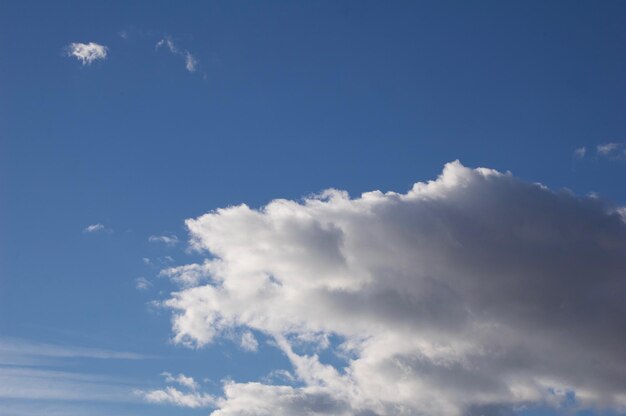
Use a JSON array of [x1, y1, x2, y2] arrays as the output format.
[[161, 161, 626, 415], [65, 42, 108, 65]]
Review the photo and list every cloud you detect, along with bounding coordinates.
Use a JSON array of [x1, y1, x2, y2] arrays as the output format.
[[212, 382, 352, 416], [156, 35, 198, 73], [0, 367, 135, 403], [573, 146, 586, 159], [0, 338, 149, 411], [65, 42, 108, 65], [240, 331, 258, 352], [159, 261, 212, 287], [184, 51, 198, 72], [162, 372, 199, 390], [83, 223, 108, 233], [137, 372, 214, 408], [148, 234, 179, 245], [0, 337, 147, 361], [158, 161, 626, 416], [597, 142, 626, 159], [135, 277, 152, 291]]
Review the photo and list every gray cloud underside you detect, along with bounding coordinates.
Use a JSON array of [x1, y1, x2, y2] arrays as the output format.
[[161, 161, 626, 416]]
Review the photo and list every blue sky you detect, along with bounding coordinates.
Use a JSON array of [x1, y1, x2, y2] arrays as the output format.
[[1, 1, 626, 415]]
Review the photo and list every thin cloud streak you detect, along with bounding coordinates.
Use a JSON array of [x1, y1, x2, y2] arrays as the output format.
[[0, 337, 148, 360], [156, 35, 199, 73]]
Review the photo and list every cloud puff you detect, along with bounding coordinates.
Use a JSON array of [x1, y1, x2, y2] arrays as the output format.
[[83, 223, 107, 233], [148, 234, 179, 246], [156, 36, 198, 73], [65, 42, 108, 65], [137, 372, 214, 408], [597, 142, 626, 160], [162, 372, 199, 391], [161, 161, 626, 416]]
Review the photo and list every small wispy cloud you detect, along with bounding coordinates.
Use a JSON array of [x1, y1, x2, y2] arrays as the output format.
[[184, 52, 198, 72], [597, 142, 626, 159], [136, 372, 214, 408], [156, 35, 198, 73], [0, 337, 147, 361], [148, 234, 179, 246], [83, 223, 110, 234], [135, 277, 152, 291], [159, 261, 212, 287], [240, 331, 258, 352], [162, 372, 199, 391], [143, 256, 174, 267], [573, 146, 586, 159], [65, 42, 108, 65]]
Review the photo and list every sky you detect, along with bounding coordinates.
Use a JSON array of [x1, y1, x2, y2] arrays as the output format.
[[1, 1, 626, 415]]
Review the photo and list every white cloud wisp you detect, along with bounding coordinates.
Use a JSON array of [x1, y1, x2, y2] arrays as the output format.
[[66, 42, 108, 65], [159, 161, 626, 416], [597, 142, 626, 160], [137, 372, 215, 408], [156, 36, 198, 73]]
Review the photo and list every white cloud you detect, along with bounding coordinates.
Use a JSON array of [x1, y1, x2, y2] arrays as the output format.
[[0, 337, 147, 361], [156, 35, 198, 73], [156, 36, 178, 54], [148, 234, 179, 245], [597, 142, 626, 159], [66, 42, 108, 65], [135, 277, 152, 291], [137, 372, 214, 408], [158, 161, 626, 416], [0, 338, 149, 411], [240, 331, 258, 352], [162, 372, 199, 390], [83, 223, 107, 233], [573, 146, 586, 158], [139, 386, 215, 408], [159, 261, 212, 287], [185, 51, 198, 72], [0, 367, 135, 403]]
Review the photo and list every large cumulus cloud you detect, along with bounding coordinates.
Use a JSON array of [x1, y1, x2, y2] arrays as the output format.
[[161, 161, 626, 415]]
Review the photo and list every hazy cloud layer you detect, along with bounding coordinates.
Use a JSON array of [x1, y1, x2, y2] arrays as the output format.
[[66, 42, 108, 65], [0, 338, 148, 412], [160, 161, 626, 415]]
